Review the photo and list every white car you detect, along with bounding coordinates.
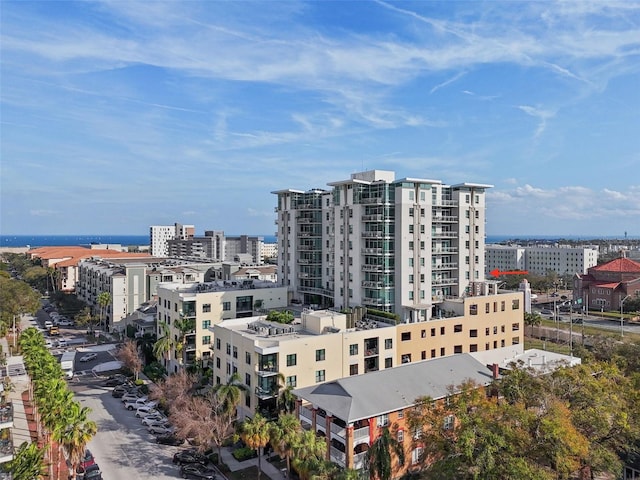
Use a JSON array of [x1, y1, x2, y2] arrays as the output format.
[[58, 338, 68, 347], [124, 398, 149, 410], [79, 353, 97, 362], [121, 393, 144, 403], [148, 424, 174, 435], [44, 320, 53, 329], [140, 414, 166, 425], [144, 419, 171, 430], [135, 404, 158, 417], [58, 319, 74, 327]]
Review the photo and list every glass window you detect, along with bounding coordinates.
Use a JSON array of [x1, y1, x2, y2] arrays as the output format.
[[385, 338, 393, 349], [385, 357, 392, 368], [222, 302, 231, 311], [286, 376, 297, 388], [350, 364, 358, 376], [202, 336, 211, 345], [286, 354, 297, 366], [315, 370, 325, 383], [246, 352, 251, 364], [202, 320, 211, 329], [316, 349, 326, 361], [349, 344, 358, 355], [202, 304, 211, 313]]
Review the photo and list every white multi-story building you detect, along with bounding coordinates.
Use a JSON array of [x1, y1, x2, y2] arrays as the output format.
[[273, 170, 492, 322], [76, 257, 214, 332], [149, 223, 195, 257], [156, 280, 288, 374], [485, 245, 598, 277], [262, 243, 278, 262], [225, 235, 265, 264]]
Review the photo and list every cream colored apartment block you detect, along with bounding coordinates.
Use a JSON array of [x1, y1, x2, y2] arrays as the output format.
[[211, 290, 522, 420], [396, 290, 524, 364], [212, 309, 397, 420], [156, 280, 288, 374]]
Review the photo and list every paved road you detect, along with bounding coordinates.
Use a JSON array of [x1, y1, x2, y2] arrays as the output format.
[[70, 376, 186, 480]]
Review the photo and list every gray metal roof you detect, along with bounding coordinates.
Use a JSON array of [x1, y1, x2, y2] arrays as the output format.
[[293, 354, 493, 423]]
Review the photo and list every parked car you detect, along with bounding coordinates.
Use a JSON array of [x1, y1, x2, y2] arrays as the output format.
[[124, 398, 150, 410], [79, 449, 95, 470], [141, 414, 167, 425], [121, 392, 144, 403], [179, 463, 217, 480], [81, 464, 103, 480], [58, 318, 75, 327], [144, 419, 171, 430], [58, 338, 68, 347], [148, 424, 174, 435], [44, 320, 53, 329], [156, 434, 184, 446], [103, 375, 128, 387], [79, 353, 98, 363], [135, 405, 159, 417], [173, 449, 208, 466]]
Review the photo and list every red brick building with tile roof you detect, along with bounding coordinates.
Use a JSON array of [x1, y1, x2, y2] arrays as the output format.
[[574, 254, 640, 311]]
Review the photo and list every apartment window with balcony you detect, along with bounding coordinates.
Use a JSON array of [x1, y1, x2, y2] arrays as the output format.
[[316, 349, 326, 361], [286, 354, 297, 366], [315, 370, 325, 383], [385, 338, 393, 349], [350, 364, 358, 376], [349, 344, 358, 356], [202, 336, 211, 345], [286, 376, 297, 388], [202, 304, 211, 313]]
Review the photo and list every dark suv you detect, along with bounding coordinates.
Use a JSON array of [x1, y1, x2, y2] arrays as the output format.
[[172, 449, 208, 466]]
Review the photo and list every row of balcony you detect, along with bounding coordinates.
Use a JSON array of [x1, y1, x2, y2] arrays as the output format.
[[432, 277, 458, 286]]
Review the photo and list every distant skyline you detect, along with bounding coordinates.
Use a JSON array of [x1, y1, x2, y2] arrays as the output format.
[[1, 1, 639, 237]]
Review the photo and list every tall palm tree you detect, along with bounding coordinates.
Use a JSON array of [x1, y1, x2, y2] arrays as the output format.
[[238, 413, 271, 479], [153, 321, 173, 367], [58, 403, 97, 480], [97, 291, 112, 331], [174, 315, 196, 364], [212, 372, 247, 415], [524, 312, 542, 338], [269, 413, 302, 475], [364, 426, 405, 480], [278, 384, 296, 414]]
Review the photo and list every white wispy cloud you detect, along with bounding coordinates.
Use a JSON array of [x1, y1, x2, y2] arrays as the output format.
[[518, 105, 557, 138]]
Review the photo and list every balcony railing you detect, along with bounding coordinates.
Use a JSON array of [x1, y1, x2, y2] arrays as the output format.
[[330, 422, 346, 440], [300, 406, 313, 424], [255, 386, 277, 400], [432, 277, 458, 286], [354, 451, 367, 469], [330, 446, 346, 466], [354, 426, 369, 441], [432, 232, 457, 238], [0, 404, 13, 425], [432, 248, 458, 254], [432, 262, 458, 270], [0, 438, 13, 462], [364, 347, 379, 357]]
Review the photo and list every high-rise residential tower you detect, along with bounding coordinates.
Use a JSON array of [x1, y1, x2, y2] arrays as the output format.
[[273, 170, 492, 322], [149, 223, 195, 257]]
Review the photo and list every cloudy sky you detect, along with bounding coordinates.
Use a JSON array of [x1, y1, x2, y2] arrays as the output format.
[[1, 1, 639, 237]]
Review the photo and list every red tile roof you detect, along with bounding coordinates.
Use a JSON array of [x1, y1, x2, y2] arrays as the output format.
[[590, 257, 640, 273], [592, 282, 620, 289]]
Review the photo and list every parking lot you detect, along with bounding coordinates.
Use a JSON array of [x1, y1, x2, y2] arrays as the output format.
[[70, 376, 191, 480]]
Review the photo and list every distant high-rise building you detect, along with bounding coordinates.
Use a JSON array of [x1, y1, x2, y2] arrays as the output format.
[[273, 170, 492, 322], [149, 223, 195, 257], [168, 230, 224, 260]]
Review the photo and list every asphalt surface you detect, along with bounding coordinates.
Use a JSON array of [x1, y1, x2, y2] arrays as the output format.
[[71, 375, 190, 480]]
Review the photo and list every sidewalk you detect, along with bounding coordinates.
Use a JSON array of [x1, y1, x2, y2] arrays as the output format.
[[219, 446, 285, 480]]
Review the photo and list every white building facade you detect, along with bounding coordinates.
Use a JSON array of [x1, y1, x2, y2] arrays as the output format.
[[273, 170, 492, 322], [149, 223, 195, 257], [485, 245, 598, 277]]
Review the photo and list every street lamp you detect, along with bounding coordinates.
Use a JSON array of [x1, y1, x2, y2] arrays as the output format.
[[621, 295, 631, 338]]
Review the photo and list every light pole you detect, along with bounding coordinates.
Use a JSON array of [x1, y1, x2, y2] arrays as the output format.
[[621, 295, 631, 338]]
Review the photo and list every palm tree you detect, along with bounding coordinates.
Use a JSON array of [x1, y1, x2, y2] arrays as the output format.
[[269, 413, 302, 475], [97, 291, 112, 332], [174, 315, 196, 364], [278, 384, 296, 414], [524, 312, 542, 338], [239, 413, 271, 479], [153, 321, 174, 367], [212, 372, 247, 415], [291, 429, 328, 480], [6, 441, 46, 480], [58, 403, 97, 480], [364, 426, 405, 480]]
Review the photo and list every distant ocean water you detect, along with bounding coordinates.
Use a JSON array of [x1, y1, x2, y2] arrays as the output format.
[[2, 234, 636, 249], [0, 234, 279, 248]]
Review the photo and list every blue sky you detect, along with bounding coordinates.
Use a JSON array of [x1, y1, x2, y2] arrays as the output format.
[[1, 1, 639, 237]]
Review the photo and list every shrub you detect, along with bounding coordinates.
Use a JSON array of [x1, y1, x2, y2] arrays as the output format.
[[232, 447, 257, 462]]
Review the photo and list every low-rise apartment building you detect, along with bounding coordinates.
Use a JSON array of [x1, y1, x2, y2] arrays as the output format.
[[211, 286, 523, 420], [156, 280, 288, 374], [292, 346, 579, 474], [76, 257, 216, 332]]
